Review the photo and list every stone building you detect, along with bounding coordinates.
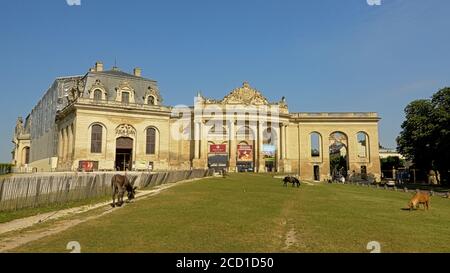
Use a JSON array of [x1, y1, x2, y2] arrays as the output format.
[[12, 62, 381, 181]]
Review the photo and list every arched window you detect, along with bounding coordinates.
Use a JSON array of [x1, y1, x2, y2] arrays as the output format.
[[91, 125, 103, 153], [357, 132, 369, 158], [311, 132, 321, 157], [93, 89, 102, 101], [146, 128, 156, 155], [148, 96, 155, 105]]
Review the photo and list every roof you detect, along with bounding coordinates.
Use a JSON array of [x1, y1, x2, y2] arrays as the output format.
[[91, 69, 156, 82]]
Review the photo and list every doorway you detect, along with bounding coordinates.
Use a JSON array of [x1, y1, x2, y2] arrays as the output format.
[[115, 137, 133, 171], [313, 165, 320, 181]]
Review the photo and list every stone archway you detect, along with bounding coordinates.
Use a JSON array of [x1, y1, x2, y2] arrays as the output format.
[[329, 132, 349, 181]]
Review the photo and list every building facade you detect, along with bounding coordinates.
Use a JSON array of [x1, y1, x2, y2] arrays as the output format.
[[12, 62, 381, 181]]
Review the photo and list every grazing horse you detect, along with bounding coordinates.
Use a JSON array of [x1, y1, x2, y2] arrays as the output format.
[[409, 191, 430, 211], [111, 174, 137, 208], [283, 176, 301, 188]]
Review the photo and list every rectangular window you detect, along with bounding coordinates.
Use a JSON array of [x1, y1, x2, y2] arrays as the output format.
[[122, 92, 130, 104], [91, 125, 103, 153], [146, 128, 156, 154]]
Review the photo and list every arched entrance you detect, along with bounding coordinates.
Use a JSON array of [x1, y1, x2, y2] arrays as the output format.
[[329, 132, 349, 181], [115, 137, 133, 171]]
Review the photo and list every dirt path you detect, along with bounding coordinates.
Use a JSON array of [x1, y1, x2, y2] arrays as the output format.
[[0, 178, 204, 253]]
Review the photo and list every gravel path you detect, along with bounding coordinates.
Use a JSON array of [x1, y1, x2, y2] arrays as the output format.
[[0, 177, 204, 252]]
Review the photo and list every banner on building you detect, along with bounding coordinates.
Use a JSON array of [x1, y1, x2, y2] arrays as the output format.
[[262, 144, 276, 162], [209, 144, 227, 153], [78, 161, 99, 172], [237, 145, 253, 162]]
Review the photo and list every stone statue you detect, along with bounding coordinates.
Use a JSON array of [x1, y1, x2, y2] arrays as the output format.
[[15, 117, 24, 135]]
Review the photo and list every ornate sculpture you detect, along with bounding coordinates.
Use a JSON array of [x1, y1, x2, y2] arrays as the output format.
[[15, 117, 24, 135], [143, 85, 160, 105], [89, 79, 107, 95], [116, 124, 136, 137], [221, 82, 269, 105]]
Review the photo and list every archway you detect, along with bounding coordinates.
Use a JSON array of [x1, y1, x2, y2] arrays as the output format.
[[22, 147, 30, 165], [329, 132, 349, 181], [115, 137, 133, 171]]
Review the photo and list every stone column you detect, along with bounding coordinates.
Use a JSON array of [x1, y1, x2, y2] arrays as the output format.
[[61, 127, 66, 163], [67, 124, 73, 162], [283, 125, 288, 159], [229, 120, 237, 172], [58, 129, 63, 160], [194, 122, 200, 159], [258, 121, 265, 172], [276, 124, 281, 172], [201, 121, 208, 161]]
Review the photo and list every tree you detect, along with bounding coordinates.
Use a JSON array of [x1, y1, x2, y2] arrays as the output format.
[[397, 87, 450, 185], [380, 156, 405, 171], [430, 87, 450, 184]]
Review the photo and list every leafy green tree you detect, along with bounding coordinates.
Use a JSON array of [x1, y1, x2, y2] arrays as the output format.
[[380, 156, 405, 171], [397, 87, 450, 184]]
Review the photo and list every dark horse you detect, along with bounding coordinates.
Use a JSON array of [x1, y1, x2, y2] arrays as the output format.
[[111, 174, 137, 207], [283, 176, 301, 188]]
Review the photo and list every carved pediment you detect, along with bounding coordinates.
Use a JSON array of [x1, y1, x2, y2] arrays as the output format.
[[116, 124, 136, 137], [222, 82, 269, 105], [117, 80, 134, 92]]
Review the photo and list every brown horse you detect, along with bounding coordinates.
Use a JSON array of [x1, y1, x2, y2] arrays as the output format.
[[111, 174, 137, 208]]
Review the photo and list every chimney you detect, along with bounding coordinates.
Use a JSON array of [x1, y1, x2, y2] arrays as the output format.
[[134, 67, 142, 77], [94, 62, 104, 72]]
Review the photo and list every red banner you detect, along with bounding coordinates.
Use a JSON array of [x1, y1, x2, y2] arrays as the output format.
[[237, 145, 253, 162], [78, 161, 98, 172], [210, 144, 227, 153]]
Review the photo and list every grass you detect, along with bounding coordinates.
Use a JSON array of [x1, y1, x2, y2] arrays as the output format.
[[0, 195, 110, 224], [11, 174, 450, 253]]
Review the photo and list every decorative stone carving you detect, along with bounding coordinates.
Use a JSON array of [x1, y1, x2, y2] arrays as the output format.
[[15, 117, 24, 135], [118, 80, 133, 91], [143, 85, 161, 105], [221, 82, 269, 105], [116, 124, 136, 137], [89, 79, 107, 94]]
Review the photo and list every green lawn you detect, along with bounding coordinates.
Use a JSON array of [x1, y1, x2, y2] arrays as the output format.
[[12, 174, 450, 253], [0, 195, 111, 224]]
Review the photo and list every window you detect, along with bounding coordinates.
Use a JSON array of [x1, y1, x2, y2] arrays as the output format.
[[122, 92, 130, 104], [93, 89, 102, 101], [357, 132, 369, 158], [146, 128, 156, 154], [148, 96, 155, 105], [24, 147, 30, 164], [311, 133, 321, 157], [91, 125, 103, 153]]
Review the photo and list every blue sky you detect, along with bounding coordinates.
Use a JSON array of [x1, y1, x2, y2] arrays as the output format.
[[0, 0, 449, 162]]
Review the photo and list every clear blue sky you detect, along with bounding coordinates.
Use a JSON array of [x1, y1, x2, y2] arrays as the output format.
[[1, 0, 449, 162]]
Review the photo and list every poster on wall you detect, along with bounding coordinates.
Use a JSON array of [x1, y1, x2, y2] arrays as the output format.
[[262, 144, 276, 162], [78, 161, 99, 172], [209, 144, 227, 153], [237, 145, 253, 162]]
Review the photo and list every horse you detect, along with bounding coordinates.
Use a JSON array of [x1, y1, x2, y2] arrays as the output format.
[[283, 176, 301, 188], [111, 174, 137, 208], [409, 191, 430, 211]]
